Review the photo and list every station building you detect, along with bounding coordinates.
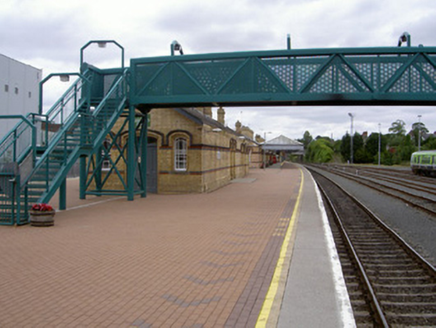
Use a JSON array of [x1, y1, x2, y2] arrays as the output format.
[[99, 106, 263, 194], [263, 135, 304, 163]]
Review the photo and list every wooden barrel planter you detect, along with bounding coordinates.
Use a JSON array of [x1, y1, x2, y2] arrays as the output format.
[[30, 210, 56, 227]]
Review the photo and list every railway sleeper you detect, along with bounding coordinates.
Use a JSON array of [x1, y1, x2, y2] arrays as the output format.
[[356, 252, 412, 259], [377, 292, 436, 302], [349, 242, 397, 248], [358, 256, 413, 263], [365, 268, 426, 277], [348, 292, 366, 302], [346, 231, 387, 237], [385, 312, 436, 326], [363, 263, 420, 270], [372, 283, 436, 294], [342, 281, 361, 293], [381, 301, 436, 313], [359, 258, 417, 265], [349, 299, 370, 312], [371, 275, 435, 285], [352, 311, 373, 325], [343, 273, 360, 282]]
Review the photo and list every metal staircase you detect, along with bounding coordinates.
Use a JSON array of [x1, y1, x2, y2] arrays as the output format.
[[0, 67, 128, 225]]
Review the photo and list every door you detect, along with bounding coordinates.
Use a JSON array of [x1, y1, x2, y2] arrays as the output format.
[[146, 140, 158, 193]]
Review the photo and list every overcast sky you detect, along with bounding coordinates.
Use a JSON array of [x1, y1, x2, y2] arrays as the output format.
[[1, 0, 435, 141]]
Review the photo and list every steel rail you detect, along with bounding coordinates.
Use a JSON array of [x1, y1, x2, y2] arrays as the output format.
[[352, 171, 436, 196], [311, 168, 436, 326], [316, 179, 389, 327], [312, 164, 436, 217], [329, 165, 436, 195], [313, 167, 436, 276]]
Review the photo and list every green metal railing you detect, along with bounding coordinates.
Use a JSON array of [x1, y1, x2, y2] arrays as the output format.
[[83, 69, 130, 196], [26, 69, 128, 210], [90, 69, 128, 144], [0, 71, 93, 225], [0, 115, 36, 166], [0, 115, 36, 225], [39, 72, 91, 147], [0, 67, 129, 225]]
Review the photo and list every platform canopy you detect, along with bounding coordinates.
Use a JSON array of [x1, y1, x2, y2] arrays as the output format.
[[263, 135, 304, 152]]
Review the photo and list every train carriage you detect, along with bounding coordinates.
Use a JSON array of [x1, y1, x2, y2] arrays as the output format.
[[410, 150, 436, 177]]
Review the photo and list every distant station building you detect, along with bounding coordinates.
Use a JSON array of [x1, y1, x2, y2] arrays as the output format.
[[0, 54, 42, 139], [262, 135, 304, 163]]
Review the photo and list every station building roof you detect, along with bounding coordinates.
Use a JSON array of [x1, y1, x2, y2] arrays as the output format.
[[263, 135, 304, 152]]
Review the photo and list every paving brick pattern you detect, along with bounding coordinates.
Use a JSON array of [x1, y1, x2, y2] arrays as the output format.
[[0, 167, 300, 328]]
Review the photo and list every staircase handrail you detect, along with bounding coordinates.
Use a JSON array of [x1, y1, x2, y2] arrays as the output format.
[[0, 114, 36, 167], [34, 69, 129, 204], [40, 71, 91, 147], [20, 112, 81, 189], [22, 69, 127, 193], [90, 68, 128, 147]]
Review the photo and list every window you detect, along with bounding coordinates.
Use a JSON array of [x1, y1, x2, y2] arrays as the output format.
[[4, 84, 8, 92], [14, 87, 18, 95], [174, 138, 187, 171], [28, 91, 32, 98], [101, 139, 112, 171], [422, 155, 431, 164]]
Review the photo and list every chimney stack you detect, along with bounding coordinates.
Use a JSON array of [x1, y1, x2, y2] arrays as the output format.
[[217, 106, 225, 125], [202, 107, 212, 117], [235, 120, 242, 133]]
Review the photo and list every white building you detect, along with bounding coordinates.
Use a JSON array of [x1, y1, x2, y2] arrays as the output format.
[[0, 54, 42, 139]]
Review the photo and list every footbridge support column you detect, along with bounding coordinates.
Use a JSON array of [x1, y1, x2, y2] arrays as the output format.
[[127, 105, 136, 201]]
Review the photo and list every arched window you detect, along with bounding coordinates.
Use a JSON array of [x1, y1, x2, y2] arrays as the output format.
[[174, 138, 187, 171]]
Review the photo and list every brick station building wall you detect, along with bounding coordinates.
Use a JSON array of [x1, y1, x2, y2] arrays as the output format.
[[93, 107, 260, 194]]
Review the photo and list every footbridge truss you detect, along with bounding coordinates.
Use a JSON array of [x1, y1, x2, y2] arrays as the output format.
[[131, 46, 436, 108]]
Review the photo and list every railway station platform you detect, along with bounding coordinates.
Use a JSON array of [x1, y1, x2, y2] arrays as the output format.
[[0, 164, 354, 327]]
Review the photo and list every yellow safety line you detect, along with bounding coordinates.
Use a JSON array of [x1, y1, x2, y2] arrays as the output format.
[[255, 169, 304, 328]]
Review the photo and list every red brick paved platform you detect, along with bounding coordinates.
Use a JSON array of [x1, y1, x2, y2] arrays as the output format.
[[0, 166, 303, 327]]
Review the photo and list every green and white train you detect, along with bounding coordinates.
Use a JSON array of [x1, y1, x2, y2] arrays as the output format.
[[410, 150, 436, 177]]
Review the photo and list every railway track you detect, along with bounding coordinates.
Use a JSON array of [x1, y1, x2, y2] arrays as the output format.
[[309, 169, 436, 327], [330, 165, 436, 190], [309, 164, 436, 217]]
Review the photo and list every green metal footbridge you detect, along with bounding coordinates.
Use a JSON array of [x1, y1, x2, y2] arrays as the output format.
[[1, 38, 436, 225]]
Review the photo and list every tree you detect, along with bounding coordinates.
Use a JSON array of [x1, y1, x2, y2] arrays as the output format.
[[388, 119, 406, 135], [399, 134, 416, 161], [365, 132, 388, 163], [340, 133, 351, 161], [298, 131, 313, 149], [423, 136, 436, 150], [305, 138, 334, 163], [340, 132, 364, 163], [411, 121, 429, 147], [411, 121, 429, 133]]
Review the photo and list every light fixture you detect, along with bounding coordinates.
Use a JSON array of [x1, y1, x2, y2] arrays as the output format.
[[59, 74, 70, 82], [80, 40, 124, 71], [398, 32, 411, 47], [171, 40, 184, 56]]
